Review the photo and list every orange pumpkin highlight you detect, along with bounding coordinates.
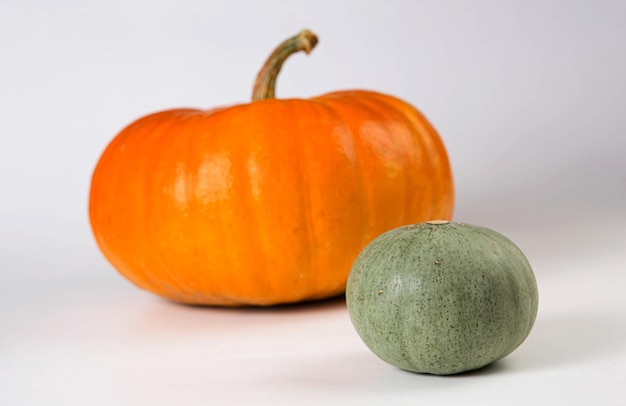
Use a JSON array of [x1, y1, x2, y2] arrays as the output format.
[[89, 30, 454, 306]]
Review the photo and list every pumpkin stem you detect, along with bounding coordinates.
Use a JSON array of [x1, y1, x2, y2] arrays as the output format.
[[252, 29, 318, 101]]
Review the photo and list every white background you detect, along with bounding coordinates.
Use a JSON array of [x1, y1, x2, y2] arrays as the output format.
[[1, 0, 625, 404]]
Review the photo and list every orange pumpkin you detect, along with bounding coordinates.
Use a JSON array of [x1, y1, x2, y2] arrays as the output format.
[[89, 30, 454, 306]]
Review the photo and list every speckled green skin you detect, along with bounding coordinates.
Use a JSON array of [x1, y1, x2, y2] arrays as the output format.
[[346, 221, 538, 375]]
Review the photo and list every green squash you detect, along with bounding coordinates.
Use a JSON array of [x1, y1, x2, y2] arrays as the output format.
[[346, 220, 538, 375]]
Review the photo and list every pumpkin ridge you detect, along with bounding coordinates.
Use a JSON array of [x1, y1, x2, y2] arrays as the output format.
[[145, 111, 240, 303], [311, 96, 374, 248], [142, 115, 201, 298], [187, 113, 232, 303], [94, 114, 184, 296], [356, 93, 438, 222], [371, 93, 454, 218], [324, 92, 412, 224], [239, 104, 281, 304], [286, 100, 352, 301], [205, 104, 282, 305], [294, 103, 320, 300], [210, 100, 324, 304]]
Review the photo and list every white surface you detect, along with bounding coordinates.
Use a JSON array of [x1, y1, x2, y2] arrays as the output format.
[[2, 1, 626, 405]]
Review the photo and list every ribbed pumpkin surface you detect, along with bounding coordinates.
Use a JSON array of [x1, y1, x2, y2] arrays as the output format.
[[89, 90, 453, 305]]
